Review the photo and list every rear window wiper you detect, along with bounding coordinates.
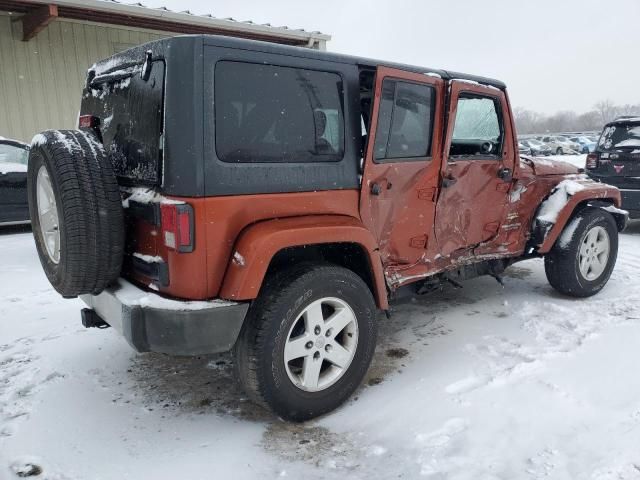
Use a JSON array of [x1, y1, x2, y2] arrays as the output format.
[[89, 65, 140, 88], [87, 52, 153, 89]]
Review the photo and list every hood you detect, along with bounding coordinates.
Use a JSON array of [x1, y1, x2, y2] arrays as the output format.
[[521, 156, 580, 176]]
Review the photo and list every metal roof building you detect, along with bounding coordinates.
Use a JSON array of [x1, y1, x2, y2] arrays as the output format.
[[0, 0, 330, 142]]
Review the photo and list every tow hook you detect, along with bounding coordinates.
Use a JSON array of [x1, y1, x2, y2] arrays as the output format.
[[81, 308, 110, 329]]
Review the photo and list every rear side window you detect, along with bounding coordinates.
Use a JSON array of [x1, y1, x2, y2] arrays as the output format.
[[449, 95, 503, 158], [598, 123, 640, 151], [215, 61, 344, 163], [373, 79, 434, 161]]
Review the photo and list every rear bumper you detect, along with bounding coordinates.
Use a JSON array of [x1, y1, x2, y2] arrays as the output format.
[[80, 279, 249, 355], [620, 189, 640, 218]]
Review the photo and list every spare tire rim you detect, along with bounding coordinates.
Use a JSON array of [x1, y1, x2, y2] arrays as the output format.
[[578, 225, 610, 281], [283, 297, 359, 392], [36, 165, 60, 264]]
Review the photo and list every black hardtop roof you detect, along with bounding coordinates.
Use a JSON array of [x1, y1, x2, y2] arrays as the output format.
[[93, 34, 506, 90], [202, 35, 507, 89], [607, 116, 640, 125]]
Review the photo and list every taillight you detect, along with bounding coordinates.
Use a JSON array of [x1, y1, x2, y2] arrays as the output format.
[[78, 114, 99, 129], [586, 153, 599, 169], [160, 203, 194, 253]]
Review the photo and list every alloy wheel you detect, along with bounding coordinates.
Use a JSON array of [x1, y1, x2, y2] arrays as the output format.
[[283, 297, 359, 392]]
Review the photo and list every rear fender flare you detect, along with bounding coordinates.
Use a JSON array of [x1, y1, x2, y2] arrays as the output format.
[[219, 215, 388, 309], [537, 186, 622, 254]]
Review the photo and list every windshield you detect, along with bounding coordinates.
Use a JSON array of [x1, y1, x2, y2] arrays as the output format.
[[598, 123, 640, 150], [0, 143, 28, 167]]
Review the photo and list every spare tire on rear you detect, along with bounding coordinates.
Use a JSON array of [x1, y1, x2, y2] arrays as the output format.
[[27, 129, 124, 298]]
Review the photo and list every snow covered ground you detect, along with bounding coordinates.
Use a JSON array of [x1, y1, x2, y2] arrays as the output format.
[[1, 223, 640, 480], [546, 153, 586, 169]]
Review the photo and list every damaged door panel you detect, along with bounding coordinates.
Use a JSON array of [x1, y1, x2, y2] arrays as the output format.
[[359, 66, 445, 285], [434, 81, 516, 259]]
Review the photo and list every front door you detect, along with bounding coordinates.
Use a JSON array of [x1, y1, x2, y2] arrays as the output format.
[[359, 67, 444, 280], [434, 81, 516, 257]]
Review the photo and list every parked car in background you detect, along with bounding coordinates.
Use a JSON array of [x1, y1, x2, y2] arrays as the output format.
[[0, 137, 30, 226], [541, 135, 580, 155], [587, 117, 640, 218], [518, 141, 531, 155], [570, 136, 596, 154], [520, 138, 552, 156]]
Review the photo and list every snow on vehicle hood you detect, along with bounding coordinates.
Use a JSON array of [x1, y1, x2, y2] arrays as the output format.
[[522, 156, 579, 176]]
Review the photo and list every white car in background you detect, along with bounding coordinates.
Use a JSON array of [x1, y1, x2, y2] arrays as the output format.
[[540, 135, 580, 155], [569, 136, 597, 153]]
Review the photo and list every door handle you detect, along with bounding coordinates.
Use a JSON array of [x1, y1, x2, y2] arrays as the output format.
[[442, 175, 457, 188], [371, 180, 392, 196], [497, 167, 513, 181]]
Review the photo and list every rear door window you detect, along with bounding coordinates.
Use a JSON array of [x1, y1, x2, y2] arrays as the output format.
[[373, 79, 434, 161], [214, 61, 344, 163]]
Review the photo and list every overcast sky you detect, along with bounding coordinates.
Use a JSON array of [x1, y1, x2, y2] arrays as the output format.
[[144, 0, 639, 114]]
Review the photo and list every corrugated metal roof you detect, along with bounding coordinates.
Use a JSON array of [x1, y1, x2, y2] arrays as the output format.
[[97, 0, 329, 38], [63, 0, 329, 43], [0, 0, 330, 46]]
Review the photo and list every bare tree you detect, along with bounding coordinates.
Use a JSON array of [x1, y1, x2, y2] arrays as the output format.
[[514, 100, 640, 135], [594, 99, 618, 124]]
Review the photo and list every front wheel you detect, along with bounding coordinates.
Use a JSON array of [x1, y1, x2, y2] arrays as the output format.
[[556, 147, 563, 155], [234, 263, 378, 421], [544, 208, 618, 297]]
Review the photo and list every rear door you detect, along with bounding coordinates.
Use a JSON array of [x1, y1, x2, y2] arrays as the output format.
[[359, 66, 444, 277], [0, 141, 29, 224], [434, 80, 515, 257]]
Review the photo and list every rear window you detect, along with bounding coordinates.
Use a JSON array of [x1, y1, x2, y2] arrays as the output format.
[[214, 61, 344, 163], [598, 123, 640, 151], [83, 60, 165, 184]]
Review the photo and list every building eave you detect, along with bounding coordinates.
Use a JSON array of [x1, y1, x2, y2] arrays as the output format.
[[0, 0, 331, 47]]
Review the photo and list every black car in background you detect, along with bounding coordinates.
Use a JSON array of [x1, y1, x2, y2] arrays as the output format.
[[586, 116, 640, 218], [0, 138, 29, 225]]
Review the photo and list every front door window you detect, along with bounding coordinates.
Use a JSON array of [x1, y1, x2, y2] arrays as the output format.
[[449, 95, 503, 158]]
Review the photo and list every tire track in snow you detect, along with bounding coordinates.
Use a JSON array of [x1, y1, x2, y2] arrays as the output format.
[[444, 282, 640, 397], [0, 338, 65, 440]]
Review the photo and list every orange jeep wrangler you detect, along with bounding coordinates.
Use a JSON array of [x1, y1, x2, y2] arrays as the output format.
[[27, 35, 627, 421]]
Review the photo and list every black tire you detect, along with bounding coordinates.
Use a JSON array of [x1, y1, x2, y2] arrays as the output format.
[[234, 263, 378, 421], [27, 130, 124, 297], [544, 208, 618, 297], [556, 147, 563, 155]]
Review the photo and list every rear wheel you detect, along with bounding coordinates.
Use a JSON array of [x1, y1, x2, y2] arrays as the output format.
[[544, 208, 618, 297], [556, 147, 563, 155], [234, 263, 378, 421]]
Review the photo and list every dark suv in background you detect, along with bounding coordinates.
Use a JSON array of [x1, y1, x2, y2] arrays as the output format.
[[0, 138, 30, 226], [587, 116, 640, 218]]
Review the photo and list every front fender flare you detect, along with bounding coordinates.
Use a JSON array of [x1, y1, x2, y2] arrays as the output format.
[[219, 215, 388, 309], [537, 184, 622, 254]]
